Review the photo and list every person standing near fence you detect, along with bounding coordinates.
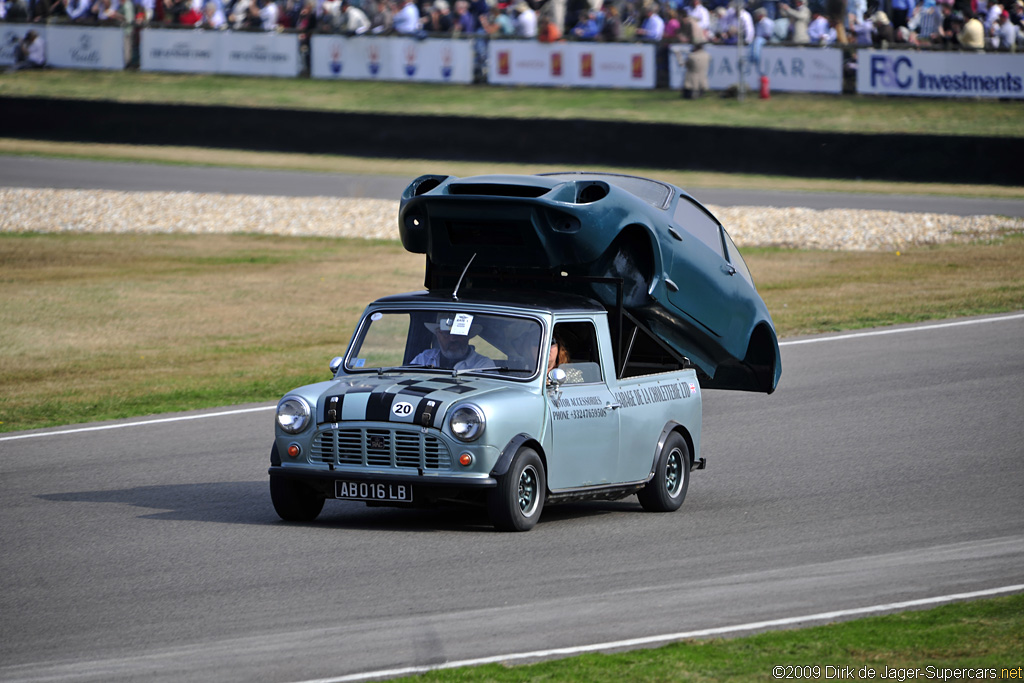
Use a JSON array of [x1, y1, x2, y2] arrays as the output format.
[[779, 0, 811, 42]]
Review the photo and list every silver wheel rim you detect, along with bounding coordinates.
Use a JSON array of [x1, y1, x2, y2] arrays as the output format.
[[518, 465, 540, 517], [665, 447, 684, 498]]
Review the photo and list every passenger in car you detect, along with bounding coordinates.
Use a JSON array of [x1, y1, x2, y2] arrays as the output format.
[[549, 333, 585, 383]]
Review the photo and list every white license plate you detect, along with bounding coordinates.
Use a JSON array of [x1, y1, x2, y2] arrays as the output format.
[[335, 480, 413, 502]]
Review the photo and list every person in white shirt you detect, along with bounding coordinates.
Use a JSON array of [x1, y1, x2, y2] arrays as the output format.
[[991, 8, 1018, 47], [11, 30, 45, 70], [807, 11, 836, 43], [259, 0, 279, 29], [513, 0, 537, 37], [686, 0, 710, 39], [66, 0, 93, 20], [392, 0, 420, 32], [201, 0, 226, 27], [340, 0, 370, 32], [637, 3, 665, 41]]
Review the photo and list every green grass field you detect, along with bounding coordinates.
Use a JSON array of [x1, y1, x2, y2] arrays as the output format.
[[2, 231, 1022, 434], [394, 593, 1024, 682], [2, 69, 1023, 137]]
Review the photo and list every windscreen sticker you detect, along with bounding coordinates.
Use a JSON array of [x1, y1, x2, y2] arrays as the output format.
[[450, 313, 474, 336], [370, 312, 383, 321]]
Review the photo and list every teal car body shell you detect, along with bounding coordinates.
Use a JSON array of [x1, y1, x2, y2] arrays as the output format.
[[399, 172, 781, 394]]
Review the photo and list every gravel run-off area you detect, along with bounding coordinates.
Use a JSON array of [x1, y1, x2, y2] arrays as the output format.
[[2, 188, 1022, 251]]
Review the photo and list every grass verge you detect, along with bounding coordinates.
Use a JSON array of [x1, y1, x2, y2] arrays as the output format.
[[394, 593, 1024, 682], [1, 231, 1022, 433], [1, 70, 1023, 138]]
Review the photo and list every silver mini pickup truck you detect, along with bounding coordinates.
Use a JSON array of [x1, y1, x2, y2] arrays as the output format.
[[270, 290, 703, 531]]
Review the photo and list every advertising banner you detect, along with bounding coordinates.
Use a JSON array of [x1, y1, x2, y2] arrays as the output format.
[[0, 23, 31, 66], [310, 36, 473, 83], [221, 31, 300, 77], [669, 44, 843, 94], [141, 28, 221, 73], [570, 42, 655, 88], [311, 35, 384, 80], [488, 40, 655, 89], [46, 25, 125, 70], [856, 49, 1024, 99]]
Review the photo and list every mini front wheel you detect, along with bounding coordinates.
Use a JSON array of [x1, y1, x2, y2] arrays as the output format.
[[488, 447, 546, 532], [637, 432, 690, 512], [270, 474, 325, 522]]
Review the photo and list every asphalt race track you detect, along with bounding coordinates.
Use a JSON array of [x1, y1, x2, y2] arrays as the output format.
[[1, 161, 1023, 682], [4, 156, 1024, 217]]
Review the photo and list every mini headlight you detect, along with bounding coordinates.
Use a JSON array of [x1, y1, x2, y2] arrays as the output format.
[[276, 397, 311, 434], [449, 403, 485, 442]]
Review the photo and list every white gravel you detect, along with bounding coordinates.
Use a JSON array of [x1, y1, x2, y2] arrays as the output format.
[[1, 188, 1021, 251]]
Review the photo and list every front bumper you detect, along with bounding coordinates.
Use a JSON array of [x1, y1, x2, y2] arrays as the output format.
[[268, 466, 497, 499]]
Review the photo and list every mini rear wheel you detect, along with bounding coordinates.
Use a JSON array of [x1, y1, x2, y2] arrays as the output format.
[[637, 432, 690, 512]]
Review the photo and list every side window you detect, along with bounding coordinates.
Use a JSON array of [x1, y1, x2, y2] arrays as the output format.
[[552, 321, 602, 384], [721, 229, 755, 287], [672, 196, 724, 259]]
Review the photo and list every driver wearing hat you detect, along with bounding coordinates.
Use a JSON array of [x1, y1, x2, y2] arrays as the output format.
[[411, 314, 495, 370]]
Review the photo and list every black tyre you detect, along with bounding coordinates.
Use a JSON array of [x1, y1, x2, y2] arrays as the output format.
[[487, 447, 546, 532], [637, 432, 690, 512], [270, 474, 325, 522]]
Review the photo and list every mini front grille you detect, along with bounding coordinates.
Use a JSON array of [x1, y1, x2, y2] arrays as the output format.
[[312, 428, 452, 470]]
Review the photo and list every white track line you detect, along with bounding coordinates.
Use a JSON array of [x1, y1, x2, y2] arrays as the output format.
[[3, 312, 1021, 443], [0, 405, 273, 442], [779, 312, 1024, 346], [292, 584, 1024, 683]]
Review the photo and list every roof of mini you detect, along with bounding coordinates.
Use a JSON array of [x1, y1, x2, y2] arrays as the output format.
[[370, 289, 608, 316]]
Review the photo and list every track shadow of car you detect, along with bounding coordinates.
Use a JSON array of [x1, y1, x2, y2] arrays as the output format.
[[38, 482, 278, 525], [311, 498, 638, 532], [38, 483, 642, 531]]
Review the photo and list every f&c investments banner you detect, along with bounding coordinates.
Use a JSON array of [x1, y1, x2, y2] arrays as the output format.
[[857, 50, 1024, 99]]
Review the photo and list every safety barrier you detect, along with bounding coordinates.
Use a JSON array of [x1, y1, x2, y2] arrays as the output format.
[[2, 22, 1023, 99]]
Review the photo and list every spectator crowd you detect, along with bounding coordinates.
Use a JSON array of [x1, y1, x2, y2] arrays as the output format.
[[2, 0, 1021, 50]]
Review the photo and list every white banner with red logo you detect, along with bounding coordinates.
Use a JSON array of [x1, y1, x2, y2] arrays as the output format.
[[487, 40, 655, 89], [310, 35, 473, 84], [856, 49, 1024, 99], [669, 44, 842, 94]]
